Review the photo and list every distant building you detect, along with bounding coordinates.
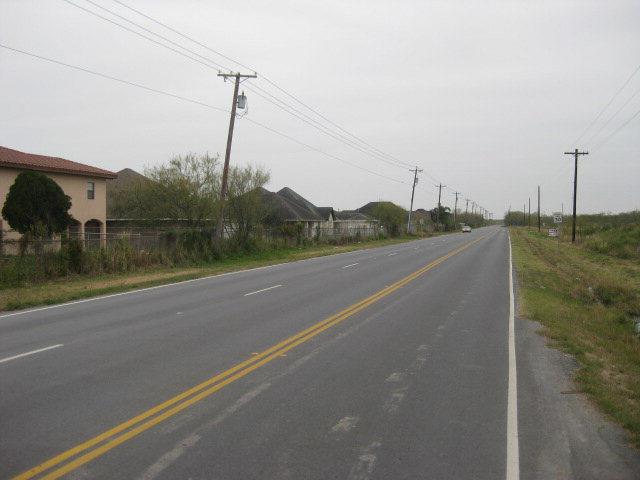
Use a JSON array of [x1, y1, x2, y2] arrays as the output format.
[[259, 187, 335, 237], [0, 146, 116, 245], [260, 187, 378, 238], [334, 210, 379, 234]]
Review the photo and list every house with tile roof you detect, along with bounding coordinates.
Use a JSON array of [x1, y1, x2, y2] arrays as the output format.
[[0, 146, 117, 246]]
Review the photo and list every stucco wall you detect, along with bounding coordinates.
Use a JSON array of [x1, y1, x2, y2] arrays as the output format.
[[0, 167, 107, 240]]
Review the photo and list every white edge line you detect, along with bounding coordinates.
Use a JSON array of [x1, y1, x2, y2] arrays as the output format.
[[0, 239, 429, 320], [243, 284, 283, 297], [0, 344, 64, 364], [506, 232, 520, 480], [341, 263, 359, 269]]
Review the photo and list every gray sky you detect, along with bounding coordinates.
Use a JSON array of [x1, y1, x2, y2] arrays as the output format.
[[1, 0, 639, 216]]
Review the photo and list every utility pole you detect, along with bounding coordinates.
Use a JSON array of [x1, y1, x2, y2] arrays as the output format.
[[528, 197, 531, 228], [537, 185, 541, 232], [215, 71, 257, 243], [452, 191, 461, 225], [406, 167, 422, 233], [563, 148, 589, 242], [465, 198, 470, 215], [436, 183, 445, 231], [523, 203, 526, 226]]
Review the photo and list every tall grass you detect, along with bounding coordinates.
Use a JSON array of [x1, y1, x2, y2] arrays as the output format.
[[511, 227, 640, 446]]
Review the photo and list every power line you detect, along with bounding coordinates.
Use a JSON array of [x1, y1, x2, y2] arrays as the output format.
[[110, 0, 255, 72], [0, 44, 228, 113], [111, 0, 417, 170], [592, 105, 640, 151], [243, 82, 412, 170], [571, 63, 640, 147], [586, 83, 640, 148], [0, 43, 405, 185], [64, 0, 417, 174], [60, 0, 229, 71], [76, 0, 475, 203]]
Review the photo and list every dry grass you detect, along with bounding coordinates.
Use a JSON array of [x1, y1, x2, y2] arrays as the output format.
[[510, 227, 640, 446]]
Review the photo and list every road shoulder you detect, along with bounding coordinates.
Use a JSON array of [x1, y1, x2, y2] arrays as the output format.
[[516, 306, 640, 479]]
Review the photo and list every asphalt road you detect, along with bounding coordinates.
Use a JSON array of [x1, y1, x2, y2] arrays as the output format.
[[1, 226, 638, 479]]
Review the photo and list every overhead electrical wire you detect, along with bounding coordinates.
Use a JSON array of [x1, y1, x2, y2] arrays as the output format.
[[103, 0, 461, 194], [61, 0, 421, 176], [108, 0, 417, 170], [17, 0, 478, 205], [570, 63, 640, 147], [242, 83, 414, 170], [592, 105, 640, 152], [0, 43, 405, 185], [60, 0, 229, 71], [69, 0, 409, 169], [584, 83, 640, 148], [0, 44, 228, 113]]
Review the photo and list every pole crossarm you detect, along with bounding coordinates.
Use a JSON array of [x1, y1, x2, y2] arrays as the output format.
[[217, 71, 257, 80]]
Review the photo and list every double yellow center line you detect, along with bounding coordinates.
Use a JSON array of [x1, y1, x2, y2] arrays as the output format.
[[15, 236, 484, 480]]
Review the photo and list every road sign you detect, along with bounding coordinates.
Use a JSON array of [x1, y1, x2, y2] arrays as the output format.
[[548, 228, 558, 237], [553, 214, 563, 224]]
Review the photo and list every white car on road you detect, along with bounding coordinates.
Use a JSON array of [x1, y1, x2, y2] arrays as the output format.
[[462, 225, 472, 233]]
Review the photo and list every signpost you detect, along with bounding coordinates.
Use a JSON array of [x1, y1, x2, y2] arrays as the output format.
[[551, 213, 562, 244]]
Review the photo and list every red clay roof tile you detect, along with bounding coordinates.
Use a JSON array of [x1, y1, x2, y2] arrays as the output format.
[[0, 146, 117, 179]]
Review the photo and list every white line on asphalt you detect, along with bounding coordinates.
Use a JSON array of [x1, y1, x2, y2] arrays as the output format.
[[243, 284, 283, 297], [506, 233, 520, 480], [387, 252, 397, 256], [342, 263, 359, 269], [0, 344, 64, 365]]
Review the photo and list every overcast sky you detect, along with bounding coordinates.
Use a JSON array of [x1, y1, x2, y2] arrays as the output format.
[[1, 0, 639, 216]]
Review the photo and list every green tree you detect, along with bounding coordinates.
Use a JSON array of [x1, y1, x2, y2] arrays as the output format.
[[2, 171, 72, 238], [226, 165, 270, 250], [117, 153, 221, 227], [111, 153, 270, 248], [372, 202, 406, 237], [430, 205, 453, 230]]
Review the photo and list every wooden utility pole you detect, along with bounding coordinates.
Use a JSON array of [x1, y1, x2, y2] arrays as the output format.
[[563, 148, 588, 242], [436, 183, 445, 231], [406, 167, 422, 234], [528, 197, 531, 228], [215, 71, 257, 243], [537, 185, 541, 232], [465, 198, 470, 215], [452, 191, 461, 225]]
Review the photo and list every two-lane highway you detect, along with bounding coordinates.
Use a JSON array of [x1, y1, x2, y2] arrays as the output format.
[[3, 227, 513, 478]]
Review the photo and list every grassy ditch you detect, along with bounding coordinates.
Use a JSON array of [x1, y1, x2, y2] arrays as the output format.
[[0, 235, 422, 312], [510, 227, 640, 446]]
